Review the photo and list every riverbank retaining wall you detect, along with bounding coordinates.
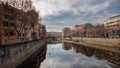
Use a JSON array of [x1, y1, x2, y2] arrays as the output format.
[[72, 37, 120, 47], [0, 39, 45, 68]]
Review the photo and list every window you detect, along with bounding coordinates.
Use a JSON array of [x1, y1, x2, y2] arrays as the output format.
[[3, 21, 9, 27], [4, 6, 14, 14], [9, 30, 15, 36], [4, 29, 15, 36], [10, 23, 16, 27], [4, 29, 9, 36], [4, 14, 15, 20]]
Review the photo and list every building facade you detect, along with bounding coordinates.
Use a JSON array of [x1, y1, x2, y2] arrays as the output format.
[[0, 3, 17, 44], [0, 2, 45, 45], [40, 25, 47, 40], [62, 27, 71, 38], [104, 15, 120, 38], [73, 23, 93, 37], [74, 23, 93, 31]]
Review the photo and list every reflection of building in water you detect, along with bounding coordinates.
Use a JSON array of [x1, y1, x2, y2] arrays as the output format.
[[72, 44, 94, 56], [62, 42, 72, 50], [72, 44, 81, 53], [103, 51, 120, 68], [63, 42, 120, 68], [16, 45, 47, 68]]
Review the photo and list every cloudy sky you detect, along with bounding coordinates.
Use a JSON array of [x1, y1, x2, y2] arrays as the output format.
[[32, 0, 120, 32]]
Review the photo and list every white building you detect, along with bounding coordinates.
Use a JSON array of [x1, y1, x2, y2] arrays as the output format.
[[104, 15, 120, 38]]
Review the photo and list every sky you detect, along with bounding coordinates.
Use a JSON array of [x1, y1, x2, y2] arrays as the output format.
[[32, 0, 120, 32]]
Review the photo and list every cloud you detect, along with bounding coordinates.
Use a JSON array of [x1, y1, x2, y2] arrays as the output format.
[[32, 0, 120, 32], [32, 0, 74, 17]]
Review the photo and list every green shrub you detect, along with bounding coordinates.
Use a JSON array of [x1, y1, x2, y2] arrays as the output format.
[[64, 38, 72, 41]]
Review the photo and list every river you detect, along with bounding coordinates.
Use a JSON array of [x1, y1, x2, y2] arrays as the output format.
[[17, 42, 120, 68], [40, 42, 114, 68]]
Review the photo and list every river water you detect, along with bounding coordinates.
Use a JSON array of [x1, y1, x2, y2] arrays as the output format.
[[40, 43, 114, 68], [17, 42, 119, 68]]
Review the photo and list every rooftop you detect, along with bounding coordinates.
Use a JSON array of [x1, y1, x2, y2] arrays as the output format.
[[108, 15, 120, 19]]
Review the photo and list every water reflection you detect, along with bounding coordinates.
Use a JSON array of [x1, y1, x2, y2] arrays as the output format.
[[17, 42, 119, 68], [16, 45, 47, 68], [62, 42, 72, 50], [62, 42, 120, 68], [47, 38, 61, 44], [40, 43, 113, 68]]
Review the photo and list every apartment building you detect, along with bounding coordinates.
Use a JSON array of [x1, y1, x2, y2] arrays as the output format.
[[0, 3, 42, 45], [40, 25, 47, 40], [73, 23, 93, 37], [62, 27, 71, 38], [74, 23, 93, 31], [104, 15, 120, 38], [0, 3, 17, 45]]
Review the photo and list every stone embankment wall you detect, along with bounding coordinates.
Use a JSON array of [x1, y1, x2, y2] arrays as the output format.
[[16, 44, 47, 68], [64, 37, 120, 53], [0, 40, 45, 68], [72, 37, 120, 47]]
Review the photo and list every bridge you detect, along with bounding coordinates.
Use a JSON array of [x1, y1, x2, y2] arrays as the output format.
[[0, 39, 46, 68], [47, 36, 61, 39], [46, 36, 61, 43]]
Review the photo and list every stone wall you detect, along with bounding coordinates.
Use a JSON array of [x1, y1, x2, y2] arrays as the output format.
[[72, 37, 120, 46], [16, 44, 47, 68], [0, 39, 45, 68]]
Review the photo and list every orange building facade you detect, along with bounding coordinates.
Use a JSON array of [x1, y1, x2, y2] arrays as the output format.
[[0, 3, 17, 45], [0, 3, 46, 45]]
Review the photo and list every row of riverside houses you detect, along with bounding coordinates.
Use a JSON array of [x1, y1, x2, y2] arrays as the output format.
[[62, 15, 120, 38], [0, 1, 46, 45]]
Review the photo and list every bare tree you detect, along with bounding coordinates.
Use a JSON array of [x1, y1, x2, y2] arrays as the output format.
[[86, 24, 105, 38]]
